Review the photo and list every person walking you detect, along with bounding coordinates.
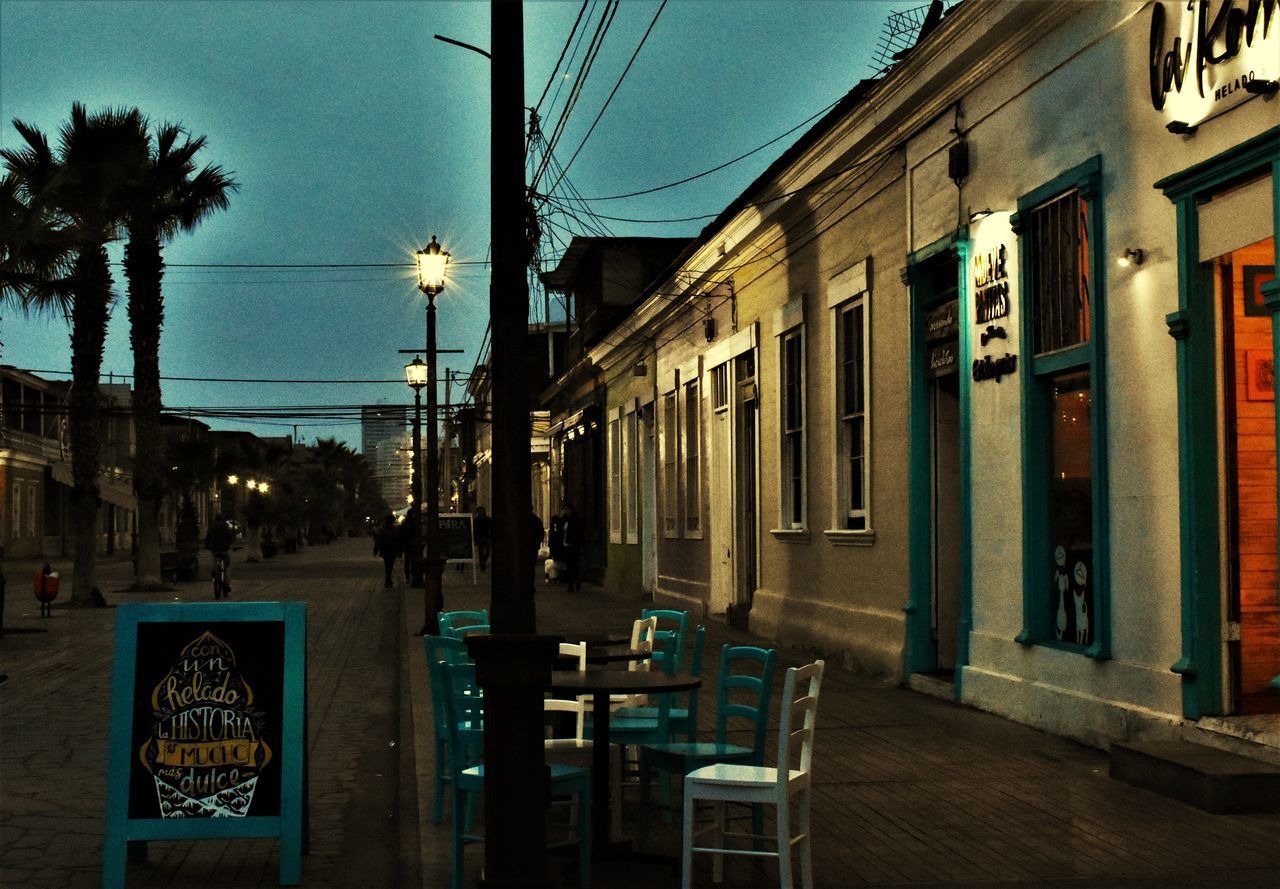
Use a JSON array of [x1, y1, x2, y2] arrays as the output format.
[[204, 514, 234, 594], [560, 502, 583, 592], [373, 515, 402, 588], [474, 506, 493, 572]]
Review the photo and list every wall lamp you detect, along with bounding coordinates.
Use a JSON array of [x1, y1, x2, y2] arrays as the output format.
[[1117, 248, 1145, 268], [1166, 120, 1197, 135], [969, 208, 994, 223], [1244, 78, 1279, 95]]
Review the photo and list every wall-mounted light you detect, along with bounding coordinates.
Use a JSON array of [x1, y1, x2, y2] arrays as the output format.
[[969, 208, 994, 223], [704, 317, 717, 342], [1244, 78, 1279, 95], [1117, 248, 1145, 267], [1166, 121, 1197, 135], [632, 361, 647, 377]]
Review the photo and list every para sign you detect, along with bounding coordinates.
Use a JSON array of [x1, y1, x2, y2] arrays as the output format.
[[104, 602, 306, 888]]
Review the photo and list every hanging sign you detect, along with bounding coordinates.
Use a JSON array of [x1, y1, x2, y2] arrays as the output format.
[[925, 299, 960, 378], [1149, 0, 1280, 129], [104, 602, 307, 889], [972, 245, 1010, 324]]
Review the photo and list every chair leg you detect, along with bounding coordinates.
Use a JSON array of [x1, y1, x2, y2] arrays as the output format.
[[433, 738, 447, 824], [452, 788, 468, 889], [776, 800, 792, 889], [681, 786, 695, 889], [579, 781, 592, 889], [712, 800, 725, 884], [610, 752, 623, 841], [797, 789, 813, 889]]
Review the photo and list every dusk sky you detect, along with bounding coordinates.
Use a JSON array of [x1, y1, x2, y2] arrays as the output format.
[[1, 0, 900, 449]]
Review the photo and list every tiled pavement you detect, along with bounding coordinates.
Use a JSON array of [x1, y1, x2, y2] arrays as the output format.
[[4, 538, 1280, 888]]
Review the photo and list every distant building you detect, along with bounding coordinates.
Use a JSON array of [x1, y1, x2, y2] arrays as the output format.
[[361, 404, 410, 509]]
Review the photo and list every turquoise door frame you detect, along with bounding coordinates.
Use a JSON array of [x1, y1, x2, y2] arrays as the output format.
[[905, 234, 973, 697], [1155, 126, 1280, 719]]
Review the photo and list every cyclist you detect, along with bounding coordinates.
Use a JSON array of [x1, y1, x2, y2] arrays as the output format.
[[205, 514, 234, 596]]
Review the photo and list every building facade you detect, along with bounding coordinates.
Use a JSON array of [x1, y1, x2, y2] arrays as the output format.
[[361, 404, 410, 509], [588, 0, 1279, 747]]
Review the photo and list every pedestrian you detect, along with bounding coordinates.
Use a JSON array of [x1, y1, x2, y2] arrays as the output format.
[[560, 501, 583, 592], [204, 514, 234, 594], [474, 506, 493, 572], [399, 513, 417, 582], [373, 515, 402, 588], [529, 511, 545, 577], [548, 513, 564, 581]]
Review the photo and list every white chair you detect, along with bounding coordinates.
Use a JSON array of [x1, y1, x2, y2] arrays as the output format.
[[611, 616, 658, 710], [681, 660, 825, 889], [546, 641, 591, 758]]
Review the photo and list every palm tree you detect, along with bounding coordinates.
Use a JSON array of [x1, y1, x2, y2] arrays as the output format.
[[1, 172, 78, 311], [2, 104, 149, 604], [162, 432, 221, 580], [123, 122, 237, 589]]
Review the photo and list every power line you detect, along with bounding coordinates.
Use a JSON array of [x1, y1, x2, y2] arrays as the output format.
[[13, 368, 412, 384], [105, 260, 489, 269], [543, 0, 667, 197], [534, 0, 591, 114]]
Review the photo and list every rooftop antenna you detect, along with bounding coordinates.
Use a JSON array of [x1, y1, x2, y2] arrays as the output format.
[[869, 1, 952, 75]]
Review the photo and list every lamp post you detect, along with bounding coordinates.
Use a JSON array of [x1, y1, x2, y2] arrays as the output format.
[[415, 236, 450, 636], [404, 356, 428, 592]]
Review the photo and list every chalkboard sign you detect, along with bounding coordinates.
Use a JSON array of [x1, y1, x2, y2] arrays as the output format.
[[438, 512, 475, 563], [104, 602, 306, 889]]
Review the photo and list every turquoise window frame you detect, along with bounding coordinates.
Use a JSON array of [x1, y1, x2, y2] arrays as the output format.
[[1155, 126, 1280, 719], [1011, 155, 1111, 660]]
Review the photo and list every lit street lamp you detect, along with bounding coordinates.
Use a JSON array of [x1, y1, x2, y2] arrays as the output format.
[[414, 236, 451, 636], [404, 355, 428, 592]]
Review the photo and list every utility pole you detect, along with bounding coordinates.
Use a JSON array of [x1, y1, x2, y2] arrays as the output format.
[[463, 4, 558, 888]]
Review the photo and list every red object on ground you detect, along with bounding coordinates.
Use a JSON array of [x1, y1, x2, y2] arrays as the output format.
[[34, 570, 60, 603]]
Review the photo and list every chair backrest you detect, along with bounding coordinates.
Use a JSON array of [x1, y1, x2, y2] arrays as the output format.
[[449, 623, 491, 643], [641, 609, 688, 673], [683, 625, 708, 723], [713, 645, 778, 762], [629, 616, 658, 674], [545, 646, 588, 744], [438, 609, 489, 637], [774, 660, 825, 792], [440, 661, 485, 776]]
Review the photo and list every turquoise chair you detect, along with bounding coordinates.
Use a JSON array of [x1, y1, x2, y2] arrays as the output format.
[[641, 608, 688, 674], [613, 625, 707, 742], [638, 644, 777, 840], [424, 635, 475, 823], [441, 661, 592, 889], [438, 609, 489, 637]]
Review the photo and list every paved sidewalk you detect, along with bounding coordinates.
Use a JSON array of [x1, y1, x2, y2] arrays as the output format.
[[1, 538, 408, 889], [4, 543, 1280, 889], [423, 572, 1280, 889]]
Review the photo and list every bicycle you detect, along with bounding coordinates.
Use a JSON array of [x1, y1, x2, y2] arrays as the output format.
[[211, 552, 230, 599]]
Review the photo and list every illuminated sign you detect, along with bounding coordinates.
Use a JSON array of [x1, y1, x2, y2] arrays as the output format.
[[1149, 0, 1279, 128]]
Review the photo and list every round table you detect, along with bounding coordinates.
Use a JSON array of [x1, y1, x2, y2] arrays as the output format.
[[556, 630, 630, 648], [550, 670, 700, 858]]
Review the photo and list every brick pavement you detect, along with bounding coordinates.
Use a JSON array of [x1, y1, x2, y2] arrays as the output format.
[[4, 541, 1280, 889]]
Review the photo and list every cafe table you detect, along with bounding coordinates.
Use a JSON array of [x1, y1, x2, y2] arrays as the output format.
[[549, 669, 700, 858]]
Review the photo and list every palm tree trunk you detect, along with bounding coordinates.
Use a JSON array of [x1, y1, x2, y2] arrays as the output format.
[[67, 246, 112, 605], [125, 226, 165, 588]]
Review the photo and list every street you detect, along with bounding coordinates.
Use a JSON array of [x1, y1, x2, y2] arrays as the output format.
[[3, 537, 1280, 888]]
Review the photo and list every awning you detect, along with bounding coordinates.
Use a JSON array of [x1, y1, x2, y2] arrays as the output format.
[[50, 460, 137, 509]]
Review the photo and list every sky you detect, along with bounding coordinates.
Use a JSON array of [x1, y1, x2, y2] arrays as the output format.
[[1, 0, 902, 451]]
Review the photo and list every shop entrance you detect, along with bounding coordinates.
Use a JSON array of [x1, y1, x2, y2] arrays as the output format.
[[931, 372, 962, 672], [1215, 224, 1278, 715]]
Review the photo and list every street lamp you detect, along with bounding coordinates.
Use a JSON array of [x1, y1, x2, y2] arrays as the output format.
[[404, 355, 428, 593], [414, 236, 451, 636]]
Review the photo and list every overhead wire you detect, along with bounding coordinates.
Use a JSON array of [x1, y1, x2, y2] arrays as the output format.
[[534, 0, 592, 115]]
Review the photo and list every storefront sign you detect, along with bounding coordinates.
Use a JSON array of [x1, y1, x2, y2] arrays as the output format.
[[104, 602, 307, 888], [972, 353, 1019, 383], [972, 245, 1010, 324], [926, 342, 959, 379], [1149, 0, 1279, 127], [438, 512, 476, 563], [925, 299, 959, 343]]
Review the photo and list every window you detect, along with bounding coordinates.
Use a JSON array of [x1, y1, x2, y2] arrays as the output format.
[[780, 329, 805, 529], [712, 365, 729, 411], [837, 298, 869, 531], [1014, 156, 1107, 657], [26, 483, 37, 538], [682, 378, 702, 534], [624, 410, 639, 544], [608, 416, 622, 543], [662, 390, 679, 537]]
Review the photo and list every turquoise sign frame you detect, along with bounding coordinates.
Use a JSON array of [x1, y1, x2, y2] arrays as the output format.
[[103, 601, 307, 888]]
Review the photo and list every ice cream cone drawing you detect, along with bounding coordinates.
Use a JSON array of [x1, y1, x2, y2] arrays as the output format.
[[138, 630, 272, 818]]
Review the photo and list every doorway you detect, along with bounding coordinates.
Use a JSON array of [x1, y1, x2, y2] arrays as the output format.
[[734, 350, 759, 625], [640, 402, 657, 597], [1216, 230, 1278, 715], [931, 372, 962, 672]]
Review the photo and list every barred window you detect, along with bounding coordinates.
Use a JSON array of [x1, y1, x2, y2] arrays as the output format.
[[839, 299, 868, 530], [683, 379, 701, 533], [780, 329, 805, 529], [1029, 189, 1091, 355]]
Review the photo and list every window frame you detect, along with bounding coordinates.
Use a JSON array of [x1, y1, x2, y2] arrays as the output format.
[[777, 324, 807, 531], [831, 284, 872, 538], [661, 385, 680, 539], [681, 375, 703, 538], [1012, 155, 1110, 660], [624, 406, 639, 544], [608, 410, 623, 544]]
